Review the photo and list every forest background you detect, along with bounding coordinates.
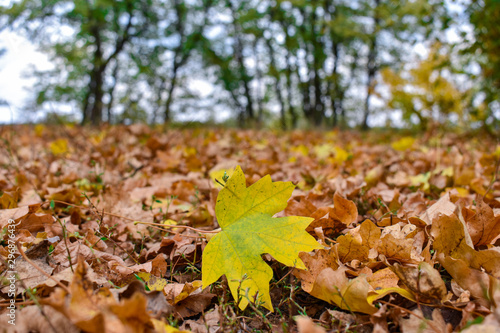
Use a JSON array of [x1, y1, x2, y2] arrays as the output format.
[[0, 0, 499, 135]]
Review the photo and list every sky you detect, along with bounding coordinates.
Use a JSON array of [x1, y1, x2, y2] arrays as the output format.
[[0, 30, 52, 123]]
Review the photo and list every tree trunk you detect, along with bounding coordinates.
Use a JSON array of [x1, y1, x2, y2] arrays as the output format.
[[312, 8, 325, 127], [82, 22, 103, 125], [362, 0, 380, 131], [265, 38, 286, 130], [228, 0, 254, 125], [164, 66, 179, 123], [87, 22, 104, 126], [89, 67, 104, 125], [106, 60, 119, 124], [286, 60, 298, 129], [312, 68, 324, 126], [279, 17, 298, 128], [331, 42, 343, 127], [362, 45, 376, 131], [152, 77, 166, 125], [81, 89, 90, 125]]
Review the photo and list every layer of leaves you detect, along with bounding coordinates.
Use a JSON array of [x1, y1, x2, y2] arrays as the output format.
[[0, 124, 499, 332]]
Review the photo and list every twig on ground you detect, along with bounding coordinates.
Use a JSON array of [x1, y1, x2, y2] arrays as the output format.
[[15, 241, 71, 294], [49, 199, 219, 234]]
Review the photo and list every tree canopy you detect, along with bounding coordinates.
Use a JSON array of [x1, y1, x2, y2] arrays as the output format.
[[0, 0, 498, 133]]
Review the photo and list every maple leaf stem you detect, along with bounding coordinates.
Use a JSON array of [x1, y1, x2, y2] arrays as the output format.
[[144, 224, 204, 239], [49, 199, 219, 234], [215, 178, 226, 188], [134, 220, 220, 234], [0, 300, 35, 306]]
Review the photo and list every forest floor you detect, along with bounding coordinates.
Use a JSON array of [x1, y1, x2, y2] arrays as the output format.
[[0, 124, 499, 333]]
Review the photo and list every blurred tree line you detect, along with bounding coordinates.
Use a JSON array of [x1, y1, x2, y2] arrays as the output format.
[[1, 0, 499, 132]]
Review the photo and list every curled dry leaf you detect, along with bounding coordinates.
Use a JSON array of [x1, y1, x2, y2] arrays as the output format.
[[181, 304, 220, 333], [336, 219, 380, 263], [0, 203, 54, 233], [437, 254, 492, 306], [1, 240, 54, 295], [164, 280, 216, 318], [391, 262, 447, 302], [465, 197, 500, 246], [431, 213, 500, 278], [41, 259, 171, 333], [296, 250, 415, 314], [330, 192, 358, 226]]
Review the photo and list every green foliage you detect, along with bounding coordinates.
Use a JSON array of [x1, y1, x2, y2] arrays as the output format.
[[467, 0, 500, 132], [2, 0, 495, 133], [381, 43, 471, 130]]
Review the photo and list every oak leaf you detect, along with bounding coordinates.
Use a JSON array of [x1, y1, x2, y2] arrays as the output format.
[[202, 166, 321, 311]]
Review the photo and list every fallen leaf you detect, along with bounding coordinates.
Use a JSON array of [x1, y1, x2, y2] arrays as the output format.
[[152, 319, 192, 333], [202, 166, 321, 311], [49, 138, 69, 156], [437, 254, 492, 306], [181, 304, 220, 333], [295, 316, 327, 333], [330, 192, 358, 226], [0, 240, 54, 295], [297, 262, 415, 314], [465, 196, 500, 246], [400, 308, 451, 333], [336, 219, 381, 263], [367, 267, 399, 290], [4, 305, 79, 333], [391, 262, 447, 302], [392, 137, 415, 151], [136, 272, 169, 292], [420, 191, 456, 225]]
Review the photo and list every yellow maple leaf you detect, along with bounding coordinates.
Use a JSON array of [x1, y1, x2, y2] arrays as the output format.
[[202, 166, 321, 311], [391, 137, 415, 151], [34, 124, 45, 137], [151, 319, 191, 333], [136, 272, 168, 292], [333, 146, 350, 163], [49, 138, 69, 156]]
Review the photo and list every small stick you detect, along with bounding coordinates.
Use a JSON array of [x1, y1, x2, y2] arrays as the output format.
[[49, 199, 219, 234], [378, 300, 442, 333], [134, 220, 219, 234], [0, 300, 35, 307], [16, 241, 71, 294]]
